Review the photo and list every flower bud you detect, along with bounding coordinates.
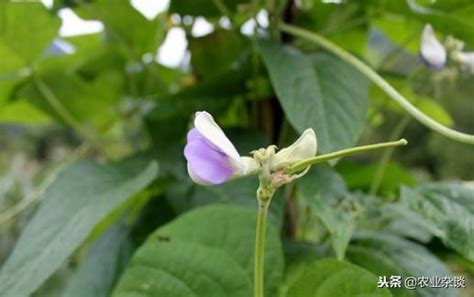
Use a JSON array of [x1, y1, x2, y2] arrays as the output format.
[[270, 129, 317, 170], [420, 24, 447, 69]]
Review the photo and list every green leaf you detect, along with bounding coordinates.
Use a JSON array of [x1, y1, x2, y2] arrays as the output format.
[[258, 41, 370, 153], [189, 29, 250, 79], [168, 176, 285, 229], [336, 161, 416, 196], [0, 2, 61, 63], [62, 222, 131, 297], [0, 100, 51, 124], [398, 183, 474, 261], [295, 1, 369, 55], [74, 0, 165, 57], [279, 241, 330, 297], [347, 232, 457, 297], [369, 0, 474, 47], [0, 159, 158, 296], [113, 205, 284, 297], [416, 99, 453, 127], [17, 70, 123, 131], [169, 0, 250, 18], [371, 18, 422, 54], [286, 258, 392, 297], [297, 166, 355, 260]]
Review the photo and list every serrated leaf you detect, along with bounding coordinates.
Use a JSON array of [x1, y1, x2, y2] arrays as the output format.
[[0, 159, 158, 296], [258, 41, 370, 153], [113, 205, 284, 297]]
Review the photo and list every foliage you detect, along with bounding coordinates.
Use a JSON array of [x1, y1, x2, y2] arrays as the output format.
[[0, 1, 473, 297]]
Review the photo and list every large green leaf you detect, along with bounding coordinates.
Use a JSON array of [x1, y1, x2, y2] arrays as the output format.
[[285, 258, 392, 297], [74, 0, 165, 57], [297, 166, 356, 260], [113, 205, 284, 297], [0, 2, 60, 63], [347, 232, 457, 297], [258, 41, 370, 153], [62, 222, 131, 297], [0, 159, 158, 296], [16, 70, 123, 131], [397, 183, 474, 261]]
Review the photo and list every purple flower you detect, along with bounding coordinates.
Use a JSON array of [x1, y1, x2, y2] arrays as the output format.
[[184, 111, 258, 185], [420, 24, 447, 69]]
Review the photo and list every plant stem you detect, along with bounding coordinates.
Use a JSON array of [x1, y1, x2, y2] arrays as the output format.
[[212, 0, 231, 17], [278, 23, 474, 145], [254, 161, 275, 297], [33, 76, 102, 149], [254, 197, 269, 297], [289, 139, 408, 173]]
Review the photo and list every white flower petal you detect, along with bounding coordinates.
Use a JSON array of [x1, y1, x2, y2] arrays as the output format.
[[420, 24, 447, 68], [455, 51, 474, 74], [271, 128, 317, 169], [194, 111, 242, 168], [240, 156, 260, 175]]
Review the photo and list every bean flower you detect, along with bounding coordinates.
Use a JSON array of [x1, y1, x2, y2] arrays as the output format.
[[420, 24, 447, 68], [270, 128, 317, 170], [452, 51, 474, 74], [184, 111, 258, 185]]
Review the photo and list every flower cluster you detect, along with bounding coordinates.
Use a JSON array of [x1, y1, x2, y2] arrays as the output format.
[[420, 24, 474, 73], [184, 111, 317, 186]]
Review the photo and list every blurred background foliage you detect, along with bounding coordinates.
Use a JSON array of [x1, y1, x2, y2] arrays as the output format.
[[0, 0, 473, 297]]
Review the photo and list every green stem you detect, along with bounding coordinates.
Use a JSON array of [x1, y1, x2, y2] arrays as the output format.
[[33, 76, 82, 130], [33, 76, 104, 153], [212, 0, 231, 17], [254, 198, 269, 297], [289, 139, 408, 173], [278, 23, 474, 145], [254, 161, 275, 297]]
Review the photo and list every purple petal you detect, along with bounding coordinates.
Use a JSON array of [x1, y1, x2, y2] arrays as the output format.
[[184, 138, 234, 185], [187, 128, 203, 142]]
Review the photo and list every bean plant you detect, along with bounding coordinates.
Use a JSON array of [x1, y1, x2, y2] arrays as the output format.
[[0, 1, 473, 297]]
